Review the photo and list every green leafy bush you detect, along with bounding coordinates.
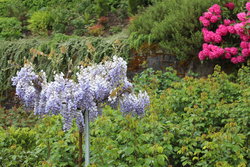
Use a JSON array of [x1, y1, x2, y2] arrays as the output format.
[[133, 67, 181, 95], [0, 106, 38, 129], [150, 65, 249, 166], [28, 10, 54, 35], [0, 17, 22, 39], [0, 115, 78, 167], [128, 0, 219, 60], [90, 107, 172, 166], [0, 127, 40, 166], [91, 67, 250, 167], [50, 8, 75, 34], [1, 64, 249, 166]]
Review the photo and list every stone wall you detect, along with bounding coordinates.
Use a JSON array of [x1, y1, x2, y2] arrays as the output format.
[[127, 45, 237, 78]]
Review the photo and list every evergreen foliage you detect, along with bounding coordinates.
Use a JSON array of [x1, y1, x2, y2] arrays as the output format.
[[28, 11, 54, 35], [128, 0, 219, 60]]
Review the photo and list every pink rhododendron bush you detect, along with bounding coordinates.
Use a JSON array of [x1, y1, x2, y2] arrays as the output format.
[[199, 1, 250, 64]]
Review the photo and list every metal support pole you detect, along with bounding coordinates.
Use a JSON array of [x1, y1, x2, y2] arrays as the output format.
[[84, 110, 90, 167]]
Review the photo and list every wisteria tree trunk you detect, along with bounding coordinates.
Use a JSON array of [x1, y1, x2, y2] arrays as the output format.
[[78, 131, 83, 167]]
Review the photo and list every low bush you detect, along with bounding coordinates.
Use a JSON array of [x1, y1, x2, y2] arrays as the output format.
[[133, 67, 181, 95], [28, 10, 54, 35], [0, 17, 22, 39], [0, 106, 38, 129], [0, 115, 78, 167]]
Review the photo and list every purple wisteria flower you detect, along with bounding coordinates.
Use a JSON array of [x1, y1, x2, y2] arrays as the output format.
[[120, 91, 150, 115], [12, 64, 41, 108], [12, 56, 150, 131]]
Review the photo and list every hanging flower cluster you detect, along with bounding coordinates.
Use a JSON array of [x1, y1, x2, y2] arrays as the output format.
[[12, 56, 150, 131], [198, 2, 250, 64]]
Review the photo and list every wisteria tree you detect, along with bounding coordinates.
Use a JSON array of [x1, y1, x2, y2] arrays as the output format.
[[12, 56, 150, 166]]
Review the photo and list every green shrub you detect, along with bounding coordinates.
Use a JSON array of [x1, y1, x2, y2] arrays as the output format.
[[150, 65, 249, 166], [128, 0, 151, 14], [0, 65, 249, 166], [49, 8, 74, 34], [128, 0, 218, 60], [0, 127, 39, 166], [0, 0, 27, 18], [28, 10, 54, 35], [0, 106, 39, 129], [133, 67, 181, 95], [0, 17, 22, 39], [90, 107, 172, 166], [0, 115, 78, 167]]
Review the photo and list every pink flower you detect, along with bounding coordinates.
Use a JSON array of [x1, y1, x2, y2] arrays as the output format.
[[199, 16, 205, 22], [234, 23, 245, 34], [227, 26, 236, 34], [237, 12, 247, 21], [210, 44, 219, 51], [204, 35, 211, 43], [216, 25, 228, 36], [202, 28, 208, 33], [242, 49, 249, 57], [198, 51, 206, 60], [225, 52, 232, 59], [225, 2, 235, 10], [202, 28, 213, 42], [230, 47, 238, 55], [225, 47, 231, 53], [240, 42, 248, 49], [202, 43, 209, 49], [209, 52, 217, 59], [223, 19, 232, 26], [246, 2, 250, 11], [199, 16, 210, 27], [217, 48, 225, 55], [203, 49, 210, 55], [237, 56, 245, 63], [209, 4, 221, 15], [241, 35, 249, 42], [214, 34, 222, 43], [204, 12, 213, 19], [210, 15, 219, 23], [231, 57, 238, 64]]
